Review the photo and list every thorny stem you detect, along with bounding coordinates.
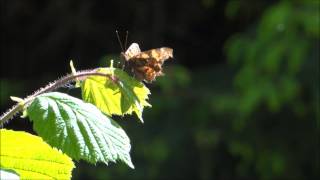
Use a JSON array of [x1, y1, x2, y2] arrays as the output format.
[[0, 69, 116, 127]]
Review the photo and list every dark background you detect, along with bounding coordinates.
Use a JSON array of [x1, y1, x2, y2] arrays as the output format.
[[1, 0, 319, 179]]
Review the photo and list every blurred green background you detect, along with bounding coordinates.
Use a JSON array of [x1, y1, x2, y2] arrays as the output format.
[[1, 0, 319, 179]]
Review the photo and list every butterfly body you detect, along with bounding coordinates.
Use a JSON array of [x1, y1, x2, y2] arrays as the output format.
[[121, 43, 173, 83]]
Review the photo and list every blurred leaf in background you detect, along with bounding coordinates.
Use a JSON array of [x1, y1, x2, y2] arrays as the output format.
[[219, 0, 319, 179]]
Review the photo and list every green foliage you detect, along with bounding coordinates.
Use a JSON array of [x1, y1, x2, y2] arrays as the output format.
[[0, 129, 74, 179], [220, 0, 319, 178], [225, 0, 241, 19], [156, 66, 191, 93], [82, 67, 151, 122], [1, 61, 155, 178], [27, 92, 134, 168], [225, 0, 317, 116]]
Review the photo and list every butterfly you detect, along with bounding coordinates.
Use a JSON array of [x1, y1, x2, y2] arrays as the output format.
[[121, 43, 173, 83]]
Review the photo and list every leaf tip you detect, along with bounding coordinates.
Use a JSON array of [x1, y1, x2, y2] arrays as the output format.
[[135, 113, 144, 123], [10, 96, 24, 103], [127, 161, 135, 169]]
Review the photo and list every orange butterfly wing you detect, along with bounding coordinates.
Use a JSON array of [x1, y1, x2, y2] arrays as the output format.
[[123, 43, 173, 82]]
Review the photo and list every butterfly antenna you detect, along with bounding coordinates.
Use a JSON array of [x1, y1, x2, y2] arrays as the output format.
[[116, 30, 124, 52], [124, 30, 129, 50]]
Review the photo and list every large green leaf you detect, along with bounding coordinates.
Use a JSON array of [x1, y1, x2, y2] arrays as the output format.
[[27, 92, 134, 168], [81, 67, 151, 122], [0, 129, 74, 179]]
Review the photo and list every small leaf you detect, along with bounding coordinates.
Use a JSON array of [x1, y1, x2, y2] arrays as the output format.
[[0, 129, 74, 180], [69, 60, 81, 88], [27, 92, 134, 168], [10, 96, 24, 103], [82, 67, 151, 122]]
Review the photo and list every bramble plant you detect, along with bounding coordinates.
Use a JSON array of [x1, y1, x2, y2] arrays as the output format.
[[0, 59, 160, 179]]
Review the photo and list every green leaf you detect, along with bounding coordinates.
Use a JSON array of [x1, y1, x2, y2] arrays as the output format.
[[0, 129, 74, 180], [27, 92, 134, 168], [81, 67, 151, 122]]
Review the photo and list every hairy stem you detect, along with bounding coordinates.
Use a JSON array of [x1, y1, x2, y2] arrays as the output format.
[[0, 69, 114, 127]]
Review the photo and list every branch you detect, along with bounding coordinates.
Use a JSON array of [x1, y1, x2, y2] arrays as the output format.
[[0, 69, 115, 127]]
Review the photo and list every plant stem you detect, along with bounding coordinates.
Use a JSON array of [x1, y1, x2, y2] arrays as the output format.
[[0, 69, 114, 127]]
